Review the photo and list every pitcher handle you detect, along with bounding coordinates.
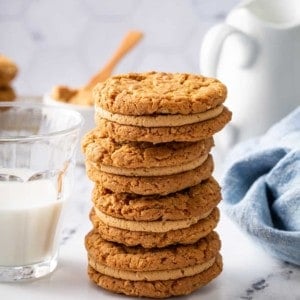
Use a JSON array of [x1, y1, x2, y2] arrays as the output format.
[[200, 23, 257, 77]]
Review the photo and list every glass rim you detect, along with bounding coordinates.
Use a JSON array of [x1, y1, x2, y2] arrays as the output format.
[[0, 101, 83, 142]]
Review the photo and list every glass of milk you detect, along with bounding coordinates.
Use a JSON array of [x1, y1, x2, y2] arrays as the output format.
[[0, 102, 82, 281]]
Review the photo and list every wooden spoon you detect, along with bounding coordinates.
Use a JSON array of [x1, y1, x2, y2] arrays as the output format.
[[85, 30, 143, 89], [52, 30, 143, 104]]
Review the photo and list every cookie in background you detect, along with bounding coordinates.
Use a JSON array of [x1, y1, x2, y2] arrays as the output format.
[[0, 54, 18, 102]]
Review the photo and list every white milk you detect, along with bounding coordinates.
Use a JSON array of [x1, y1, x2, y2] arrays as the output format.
[[0, 169, 65, 266]]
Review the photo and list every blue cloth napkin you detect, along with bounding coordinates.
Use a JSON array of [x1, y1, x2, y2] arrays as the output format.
[[222, 107, 300, 266]]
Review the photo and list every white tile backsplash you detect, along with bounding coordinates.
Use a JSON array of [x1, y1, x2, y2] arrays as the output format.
[[0, 0, 27, 17], [0, 0, 239, 95], [132, 0, 198, 49], [83, 0, 140, 18], [24, 0, 89, 48]]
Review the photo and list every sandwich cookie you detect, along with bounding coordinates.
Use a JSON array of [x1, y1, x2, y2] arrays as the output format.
[[92, 177, 221, 222], [90, 207, 220, 248], [86, 154, 214, 195], [95, 107, 231, 143], [88, 256, 222, 298], [85, 230, 222, 298], [82, 129, 214, 176], [93, 72, 231, 143]]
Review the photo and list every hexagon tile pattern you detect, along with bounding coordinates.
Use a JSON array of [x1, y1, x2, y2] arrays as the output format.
[[0, 0, 238, 95]]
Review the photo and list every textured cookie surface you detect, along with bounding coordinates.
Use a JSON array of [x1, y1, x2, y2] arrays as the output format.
[[95, 107, 231, 143], [92, 177, 221, 221], [88, 254, 223, 298], [0, 86, 16, 101], [90, 207, 220, 248], [85, 230, 220, 271], [0, 55, 18, 85], [93, 72, 227, 116], [82, 129, 214, 169], [86, 154, 213, 195]]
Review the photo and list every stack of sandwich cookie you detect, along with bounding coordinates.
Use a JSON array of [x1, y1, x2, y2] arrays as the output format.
[[0, 54, 18, 102], [83, 72, 231, 298]]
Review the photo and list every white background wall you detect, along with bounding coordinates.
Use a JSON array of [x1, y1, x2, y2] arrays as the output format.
[[0, 0, 239, 95]]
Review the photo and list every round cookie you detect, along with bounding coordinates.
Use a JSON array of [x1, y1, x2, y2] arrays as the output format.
[[0, 86, 16, 102], [92, 177, 221, 221], [90, 207, 220, 248], [85, 230, 221, 272], [0, 55, 18, 86], [93, 72, 227, 116], [83, 130, 214, 176], [95, 107, 232, 143], [88, 254, 223, 298], [86, 154, 214, 195], [82, 129, 214, 170]]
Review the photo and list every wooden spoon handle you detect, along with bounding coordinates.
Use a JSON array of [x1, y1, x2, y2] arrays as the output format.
[[86, 31, 143, 88]]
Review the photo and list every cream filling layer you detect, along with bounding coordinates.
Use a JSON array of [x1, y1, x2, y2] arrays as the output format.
[[95, 105, 224, 127], [99, 153, 208, 176], [94, 207, 213, 232], [89, 257, 216, 281]]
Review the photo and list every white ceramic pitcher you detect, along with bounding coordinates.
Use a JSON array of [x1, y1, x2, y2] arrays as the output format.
[[200, 0, 300, 144]]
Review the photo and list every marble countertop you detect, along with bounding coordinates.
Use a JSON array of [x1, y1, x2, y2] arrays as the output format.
[[1, 165, 299, 300]]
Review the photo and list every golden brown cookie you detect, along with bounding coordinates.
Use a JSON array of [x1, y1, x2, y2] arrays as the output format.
[[92, 177, 221, 222], [93, 72, 227, 116], [87, 254, 223, 298], [85, 230, 220, 272], [82, 129, 214, 176], [90, 207, 220, 248], [0, 55, 18, 86], [0, 86, 16, 102], [86, 154, 213, 195], [85, 230, 221, 272], [95, 107, 231, 143]]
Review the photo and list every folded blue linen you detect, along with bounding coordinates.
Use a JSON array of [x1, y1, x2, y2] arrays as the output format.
[[222, 107, 300, 265]]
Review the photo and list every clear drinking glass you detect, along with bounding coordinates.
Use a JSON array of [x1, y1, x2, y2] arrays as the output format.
[[0, 102, 82, 281]]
